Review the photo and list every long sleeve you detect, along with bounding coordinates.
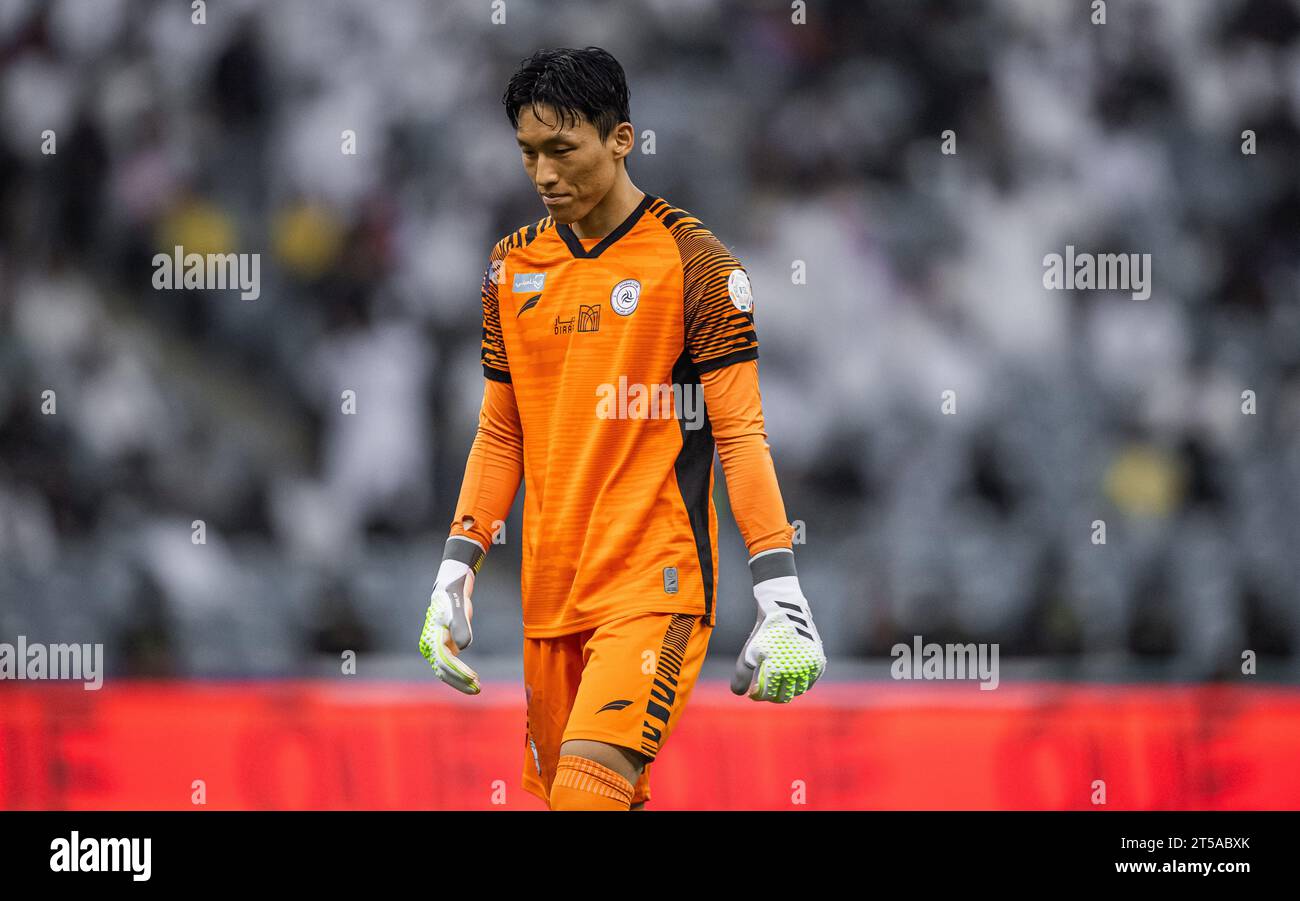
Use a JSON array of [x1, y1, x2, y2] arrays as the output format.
[[699, 358, 794, 557], [447, 377, 524, 553]]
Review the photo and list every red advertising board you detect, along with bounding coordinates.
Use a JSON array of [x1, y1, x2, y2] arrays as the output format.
[[1, 681, 1296, 809]]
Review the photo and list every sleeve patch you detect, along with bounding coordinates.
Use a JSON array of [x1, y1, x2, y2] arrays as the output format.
[[727, 268, 753, 312]]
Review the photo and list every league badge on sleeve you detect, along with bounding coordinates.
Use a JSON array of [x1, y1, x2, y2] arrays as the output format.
[[728, 268, 753, 312]]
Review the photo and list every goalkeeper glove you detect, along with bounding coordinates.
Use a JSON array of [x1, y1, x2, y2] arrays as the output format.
[[731, 548, 827, 703], [419, 536, 485, 694]]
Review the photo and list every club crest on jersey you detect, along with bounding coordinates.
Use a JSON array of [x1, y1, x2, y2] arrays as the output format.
[[610, 278, 641, 316], [727, 269, 753, 312]]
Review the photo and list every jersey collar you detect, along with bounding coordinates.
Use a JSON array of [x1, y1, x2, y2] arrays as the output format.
[[556, 192, 656, 259]]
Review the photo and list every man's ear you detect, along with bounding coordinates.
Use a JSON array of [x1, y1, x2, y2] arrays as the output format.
[[612, 121, 636, 161]]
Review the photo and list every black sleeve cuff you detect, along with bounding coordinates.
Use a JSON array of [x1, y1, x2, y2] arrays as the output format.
[[443, 536, 486, 573], [749, 548, 796, 585]]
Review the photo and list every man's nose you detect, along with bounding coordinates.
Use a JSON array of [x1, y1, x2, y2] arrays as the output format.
[[534, 154, 559, 187]]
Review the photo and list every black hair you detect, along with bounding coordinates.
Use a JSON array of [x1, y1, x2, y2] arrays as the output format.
[[502, 47, 631, 143]]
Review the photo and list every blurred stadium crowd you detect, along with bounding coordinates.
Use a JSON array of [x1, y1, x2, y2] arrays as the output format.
[[1, 0, 1298, 679]]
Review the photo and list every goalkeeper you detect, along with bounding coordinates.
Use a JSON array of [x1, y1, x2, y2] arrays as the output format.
[[421, 46, 826, 811]]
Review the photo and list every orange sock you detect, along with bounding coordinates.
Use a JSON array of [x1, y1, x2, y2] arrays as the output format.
[[548, 755, 635, 810]]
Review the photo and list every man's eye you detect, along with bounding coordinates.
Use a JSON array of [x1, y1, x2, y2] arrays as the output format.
[[553, 147, 573, 156]]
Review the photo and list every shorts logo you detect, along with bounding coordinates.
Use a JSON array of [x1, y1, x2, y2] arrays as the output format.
[[610, 278, 641, 316], [596, 699, 633, 714], [727, 268, 753, 312], [513, 272, 546, 292]]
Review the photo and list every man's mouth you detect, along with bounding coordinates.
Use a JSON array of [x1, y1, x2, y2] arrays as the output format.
[[541, 193, 569, 207]]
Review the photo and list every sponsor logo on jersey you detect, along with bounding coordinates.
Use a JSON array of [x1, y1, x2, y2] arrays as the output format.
[[517, 294, 541, 317], [513, 272, 546, 292], [577, 303, 601, 332]]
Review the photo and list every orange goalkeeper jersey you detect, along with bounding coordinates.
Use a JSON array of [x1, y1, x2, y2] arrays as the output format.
[[450, 193, 793, 637]]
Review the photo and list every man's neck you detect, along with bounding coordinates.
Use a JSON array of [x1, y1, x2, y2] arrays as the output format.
[[568, 175, 644, 240]]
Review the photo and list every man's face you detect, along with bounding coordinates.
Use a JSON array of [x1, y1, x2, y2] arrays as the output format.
[[515, 104, 628, 223]]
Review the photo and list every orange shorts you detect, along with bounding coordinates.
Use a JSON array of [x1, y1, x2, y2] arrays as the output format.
[[521, 610, 712, 807]]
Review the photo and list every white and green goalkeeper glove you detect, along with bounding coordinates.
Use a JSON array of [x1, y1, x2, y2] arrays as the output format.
[[419, 536, 485, 695], [731, 548, 827, 703]]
